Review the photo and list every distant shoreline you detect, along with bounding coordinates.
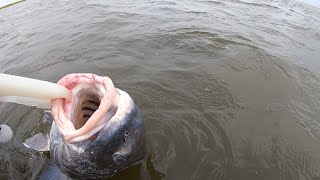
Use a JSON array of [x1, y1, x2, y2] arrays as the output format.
[[0, 0, 26, 10]]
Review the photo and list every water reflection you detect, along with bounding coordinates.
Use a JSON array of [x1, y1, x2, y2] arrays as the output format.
[[111, 155, 165, 180]]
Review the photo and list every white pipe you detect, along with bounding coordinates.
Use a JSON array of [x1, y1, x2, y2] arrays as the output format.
[[0, 96, 51, 109], [0, 73, 71, 109]]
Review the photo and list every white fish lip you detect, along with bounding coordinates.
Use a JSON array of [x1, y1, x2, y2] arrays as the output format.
[[51, 73, 120, 143]]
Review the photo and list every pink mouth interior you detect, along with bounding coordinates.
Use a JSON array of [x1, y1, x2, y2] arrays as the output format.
[[71, 89, 101, 130], [51, 73, 119, 143]]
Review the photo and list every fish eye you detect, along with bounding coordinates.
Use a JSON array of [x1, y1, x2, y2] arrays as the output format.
[[125, 131, 129, 136]]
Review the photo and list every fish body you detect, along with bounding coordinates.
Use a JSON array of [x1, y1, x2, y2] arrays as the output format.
[[24, 74, 147, 179]]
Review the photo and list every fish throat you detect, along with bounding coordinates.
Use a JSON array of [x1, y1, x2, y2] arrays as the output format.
[[72, 89, 101, 130]]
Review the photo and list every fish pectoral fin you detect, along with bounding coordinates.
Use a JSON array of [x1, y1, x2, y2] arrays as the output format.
[[43, 110, 54, 125], [40, 160, 71, 180], [23, 133, 50, 151]]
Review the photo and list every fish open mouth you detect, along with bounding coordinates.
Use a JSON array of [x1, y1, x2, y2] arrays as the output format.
[[51, 73, 120, 143], [72, 88, 102, 130]]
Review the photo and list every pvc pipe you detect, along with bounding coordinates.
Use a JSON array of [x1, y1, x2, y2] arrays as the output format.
[[0, 73, 71, 109]]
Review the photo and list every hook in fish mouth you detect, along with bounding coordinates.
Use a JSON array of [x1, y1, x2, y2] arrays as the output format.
[[51, 73, 120, 143]]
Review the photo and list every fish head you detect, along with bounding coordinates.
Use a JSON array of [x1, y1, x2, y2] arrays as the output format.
[[49, 73, 146, 178], [94, 98, 147, 167]]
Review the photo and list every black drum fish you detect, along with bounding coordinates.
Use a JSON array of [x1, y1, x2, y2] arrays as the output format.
[[24, 73, 147, 179]]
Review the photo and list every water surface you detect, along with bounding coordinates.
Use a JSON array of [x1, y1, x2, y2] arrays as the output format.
[[1, 0, 320, 179]]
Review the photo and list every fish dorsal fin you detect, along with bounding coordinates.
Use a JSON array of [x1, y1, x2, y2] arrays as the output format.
[[23, 133, 50, 151]]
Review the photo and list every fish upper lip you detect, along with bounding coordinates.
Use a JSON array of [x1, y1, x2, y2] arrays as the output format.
[[51, 73, 120, 143]]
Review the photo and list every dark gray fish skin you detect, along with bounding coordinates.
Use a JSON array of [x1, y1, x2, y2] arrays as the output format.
[[46, 104, 147, 179], [40, 160, 71, 180]]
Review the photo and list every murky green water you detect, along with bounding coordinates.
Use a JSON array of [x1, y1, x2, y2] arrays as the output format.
[[1, 0, 320, 179]]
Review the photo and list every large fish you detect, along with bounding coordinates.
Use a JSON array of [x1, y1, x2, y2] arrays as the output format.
[[24, 73, 147, 179]]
